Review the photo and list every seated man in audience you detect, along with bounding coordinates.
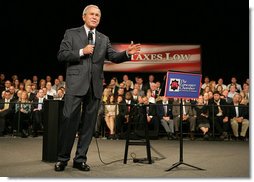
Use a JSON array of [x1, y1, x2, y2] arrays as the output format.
[[131, 88, 139, 103], [172, 98, 196, 140], [46, 82, 56, 99], [54, 88, 65, 100], [115, 95, 128, 139], [129, 96, 158, 138], [0, 90, 15, 136], [228, 94, 249, 141], [227, 76, 242, 92], [208, 91, 229, 140], [142, 96, 159, 136], [156, 96, 176, 140], [26, 85, 36, 102], [221, 89, 232, 104], [31, 89, 45, 137], [131, 83, 145, 96]]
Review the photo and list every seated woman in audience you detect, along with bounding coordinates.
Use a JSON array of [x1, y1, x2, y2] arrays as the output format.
[[216, 85, 224, 95], [124, 80, 133, 94], [102, 87, 112, 103], [194, 95, 210, 140], [104, 94, 116, 139], [240, 83, 249, 105], [146, 89, 155, 104], [203, 85, 210, 95], [14, 91, 31, 138], [14, 79, 20, 93], [18, 82, 25, 92], [209, 80, 216, 93]]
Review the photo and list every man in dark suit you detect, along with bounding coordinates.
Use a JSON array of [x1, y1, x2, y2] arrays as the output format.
[[26, 85, 36, 102], [172, 98, 196, 140], [208, 91, 229, 140], [228, 93, 249, 140], [156, 96, 176, 140], [0, 90, 15, 136], [55, 4, 140, 172], [31, 89, 45, 137]]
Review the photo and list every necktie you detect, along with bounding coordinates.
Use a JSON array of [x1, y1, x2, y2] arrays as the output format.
[[163, 104, 167, 116], [127, 100, 131, 112], [182, 101, 186, 115], [38, 98, 43, 110], [146, 106, 149, 114], [88, 30, 94, 45], [235, 105, 239, 117], [116, 104, 119, 115], [215, 100, 222, 116], [4, 99, 10, 110]]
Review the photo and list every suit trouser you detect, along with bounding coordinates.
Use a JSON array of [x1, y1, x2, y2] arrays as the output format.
[[230, 119, 249, 137], [160, 119, 174, 133], [173, 116, 196, 132], [0, 110, 12, 133], [0, 111, 7, 133], [212, 116, 229, 135], [57, 84, 100, 163], [32, 110, 43, 133]]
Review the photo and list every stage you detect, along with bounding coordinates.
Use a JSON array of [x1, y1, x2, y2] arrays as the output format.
[[0, 136, 249, 178]]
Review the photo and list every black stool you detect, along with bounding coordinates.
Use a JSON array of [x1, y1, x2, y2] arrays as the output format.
[[123, 104, 152, 164]]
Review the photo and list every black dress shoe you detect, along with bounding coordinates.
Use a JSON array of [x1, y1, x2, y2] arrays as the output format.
[[94, 131, 100, 138], [73, 162, 90, 171], [167, 133, 176, 140], [32, 132, 38, 137], [55, 161, 67, 172], [21, 129, 29, 138]]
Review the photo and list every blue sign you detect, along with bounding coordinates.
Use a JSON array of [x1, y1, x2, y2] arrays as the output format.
[[164, 71, 202, 99]]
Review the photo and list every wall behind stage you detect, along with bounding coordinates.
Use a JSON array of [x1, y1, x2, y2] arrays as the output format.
[[0, 0, 249, 84]]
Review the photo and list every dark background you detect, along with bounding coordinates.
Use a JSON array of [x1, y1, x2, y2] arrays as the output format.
[[1, 0, 249, 84]]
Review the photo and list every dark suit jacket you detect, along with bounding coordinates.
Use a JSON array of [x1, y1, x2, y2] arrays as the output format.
[[125, 99, 137, 115], [145, 103, 157, 117], [58, 26, 130, 98], [228, 104, 248, 119], [156, 100, 173, 119], [0, 98, 15, 112], [28, 92, 36, 102], [172, 101, 194, 117], [208, 98, 228, 117], [117, 101, 127, 117], [31, 98, 45, 111]]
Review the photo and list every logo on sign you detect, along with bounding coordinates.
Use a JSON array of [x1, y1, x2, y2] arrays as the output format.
[[169, 78, 180, 92]]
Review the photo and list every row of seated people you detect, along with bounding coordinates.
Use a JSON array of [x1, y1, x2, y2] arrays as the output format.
[[95, 91, 249, 141], [0, 89, 47, 137]]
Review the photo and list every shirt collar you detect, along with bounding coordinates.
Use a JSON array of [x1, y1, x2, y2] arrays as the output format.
[[84, 24, 95, 35]]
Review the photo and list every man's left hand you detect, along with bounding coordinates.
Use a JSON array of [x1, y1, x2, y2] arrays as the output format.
[[127, 41, 141, 55]]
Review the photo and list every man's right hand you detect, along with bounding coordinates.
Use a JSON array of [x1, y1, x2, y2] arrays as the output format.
[[83, 45, 95, 55]]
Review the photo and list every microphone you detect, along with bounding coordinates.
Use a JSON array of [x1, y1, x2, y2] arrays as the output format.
[[88, 31, 94, 45]]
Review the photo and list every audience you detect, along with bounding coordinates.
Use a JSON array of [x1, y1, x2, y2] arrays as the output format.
[[0, 73, 249, 142]]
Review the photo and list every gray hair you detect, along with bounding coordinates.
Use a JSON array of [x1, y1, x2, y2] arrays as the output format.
[[82, 5, 101, 16]]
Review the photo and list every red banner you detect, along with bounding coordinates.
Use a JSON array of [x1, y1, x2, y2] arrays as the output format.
[[104, 44, 201, 73]]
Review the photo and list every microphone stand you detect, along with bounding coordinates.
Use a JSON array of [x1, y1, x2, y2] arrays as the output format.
[[165, 98, 204, 171]]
